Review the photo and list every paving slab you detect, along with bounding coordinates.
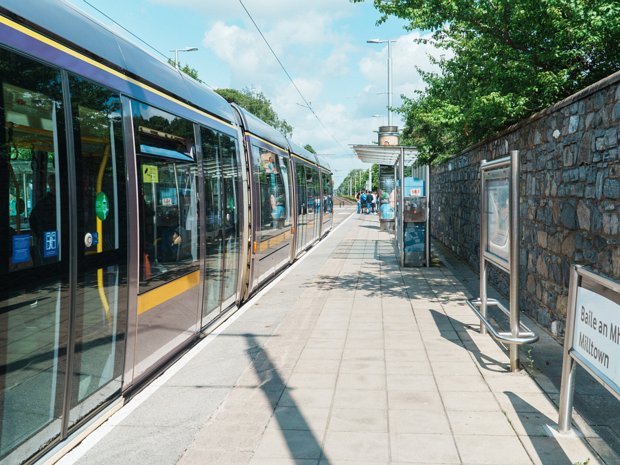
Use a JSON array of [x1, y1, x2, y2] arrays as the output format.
[[55, 212, 614, 465]]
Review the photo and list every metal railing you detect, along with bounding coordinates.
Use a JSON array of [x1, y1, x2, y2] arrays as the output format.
[[467, 150, 538, 372]]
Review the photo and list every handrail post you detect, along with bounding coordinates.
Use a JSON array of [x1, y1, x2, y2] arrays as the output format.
[[509, 149, 520, 371], [558, 265, 580, 432], [480, 159, 488, 335]]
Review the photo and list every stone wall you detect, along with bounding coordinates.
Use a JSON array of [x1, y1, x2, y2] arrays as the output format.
[[431, 72, 620, 334]]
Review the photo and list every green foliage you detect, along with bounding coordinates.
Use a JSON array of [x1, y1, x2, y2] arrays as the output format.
[[167, 59, 202, 83], [336, 165, 379, 194], [215, 87, 293, 138], [356, 0, 620, 164], [304, 144, 317, 154]]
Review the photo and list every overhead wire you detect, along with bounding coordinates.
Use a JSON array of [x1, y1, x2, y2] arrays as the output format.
[[237, 0, 354, 157], [79, 0, 353, 157], [80, 0, 170, 61]]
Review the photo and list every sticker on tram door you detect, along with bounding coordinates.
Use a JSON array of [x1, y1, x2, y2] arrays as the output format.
[[12, 234, 31, 263], [43, 231, 58, 258]]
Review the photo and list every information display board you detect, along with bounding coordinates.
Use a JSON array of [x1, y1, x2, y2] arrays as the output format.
[[484, 167, 510, 263]]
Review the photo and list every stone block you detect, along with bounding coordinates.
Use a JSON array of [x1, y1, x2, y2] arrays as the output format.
[[561, 233, 576, 256], [562, 145, 576, 166], [576, 201, 591, 229], [603, 178, 620, 199], [614, 100, 620, 121], [536, 255, 548, 279], [568, 115, 580, 133], [603, 213, 619, 235], [559, 201, 577, 229], [537, 230, 548, 248]]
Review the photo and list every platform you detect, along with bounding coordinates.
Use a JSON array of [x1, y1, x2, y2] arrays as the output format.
[[54, 211, 614, 465]]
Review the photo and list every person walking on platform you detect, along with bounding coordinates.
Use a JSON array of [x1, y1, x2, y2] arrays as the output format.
[[355, 191, 361, 214], [360, 191, 367, 213], [365, 191, 373, 214]]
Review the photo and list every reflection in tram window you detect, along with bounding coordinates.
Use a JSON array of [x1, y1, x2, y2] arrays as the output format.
[[3, 82, 62, 270], [0, 48, 68, 463], [133, 103, 198, 291], [68, 76, 128, 426], [295, 164, 307, 251], [252, 146, 291, 239], [201, 127, 242, 320]]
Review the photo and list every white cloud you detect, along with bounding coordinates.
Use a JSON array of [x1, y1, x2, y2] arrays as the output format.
[[359, 31, 445, 105], [151, 0, 351, 22]]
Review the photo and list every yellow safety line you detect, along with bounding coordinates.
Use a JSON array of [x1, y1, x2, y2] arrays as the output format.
[[0, 16, 235, 130]]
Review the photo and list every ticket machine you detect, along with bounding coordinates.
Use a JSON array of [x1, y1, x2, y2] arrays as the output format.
[[402, 177, 429, 266]]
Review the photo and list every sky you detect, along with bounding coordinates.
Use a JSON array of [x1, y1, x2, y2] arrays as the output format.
[[65, 0, 442, 186]]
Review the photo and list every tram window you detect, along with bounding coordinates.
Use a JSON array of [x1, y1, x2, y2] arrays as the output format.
[[323, 175, 333, 214], [137, 157, 199, 290], [70, 77, 125, 254], [132, 101, 195, 161], [0, 47, 67, 463], [132, 102, 198, 290], [251, 145, 290, 238], [1, 56, 64, 272]]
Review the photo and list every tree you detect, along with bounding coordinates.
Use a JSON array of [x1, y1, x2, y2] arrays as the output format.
[[167, 59, 202, 83], [356, 0, 620, 163], [304, 144, 316, 154], [215, 88, 293, 138]]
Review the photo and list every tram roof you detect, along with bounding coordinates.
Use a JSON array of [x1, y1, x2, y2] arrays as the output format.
[[233, 105, 290, 153], [288, 141, 319, 166], [1, 0, 237, 125]]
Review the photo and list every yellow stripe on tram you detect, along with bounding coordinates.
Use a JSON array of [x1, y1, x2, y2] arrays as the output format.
[[96, 145, 111, 324], [0, 16, 235, 130], [137, 271, 200, 315]]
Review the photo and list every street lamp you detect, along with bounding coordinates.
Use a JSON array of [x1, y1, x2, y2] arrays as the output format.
[[170, 47, 198, 69], [367, 39, 396, 126]]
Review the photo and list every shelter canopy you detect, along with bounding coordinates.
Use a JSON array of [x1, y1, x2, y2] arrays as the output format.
[[351, 144, 418, 166]]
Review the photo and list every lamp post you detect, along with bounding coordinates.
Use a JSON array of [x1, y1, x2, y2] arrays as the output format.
[[170, 47, 198, 69], [367, 39, 396, 126]]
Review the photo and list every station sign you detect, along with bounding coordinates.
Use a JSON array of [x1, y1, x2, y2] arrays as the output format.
[[559, 266, 620, 432], [571, 284, 620, 390]]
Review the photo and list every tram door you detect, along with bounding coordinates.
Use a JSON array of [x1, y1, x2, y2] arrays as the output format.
[[0, 51, 127, 464], [67, 76, 127, 427], [201, 127, 242, 325], [295, 164, 307, 254]]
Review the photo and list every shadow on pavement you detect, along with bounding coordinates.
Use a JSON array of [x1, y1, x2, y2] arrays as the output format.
[[430, 308, 510, 373], [504, 391, 588, 465], [243, 333, 332, 464]]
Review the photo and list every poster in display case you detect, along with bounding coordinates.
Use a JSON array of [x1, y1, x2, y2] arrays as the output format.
[[485, 167, 510, 263]]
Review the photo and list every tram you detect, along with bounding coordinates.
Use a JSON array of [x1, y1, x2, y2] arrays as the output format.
[[0, 1, 333, 464]]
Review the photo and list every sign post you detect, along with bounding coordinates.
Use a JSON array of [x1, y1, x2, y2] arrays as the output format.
[[558, 266, 620, 432]]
